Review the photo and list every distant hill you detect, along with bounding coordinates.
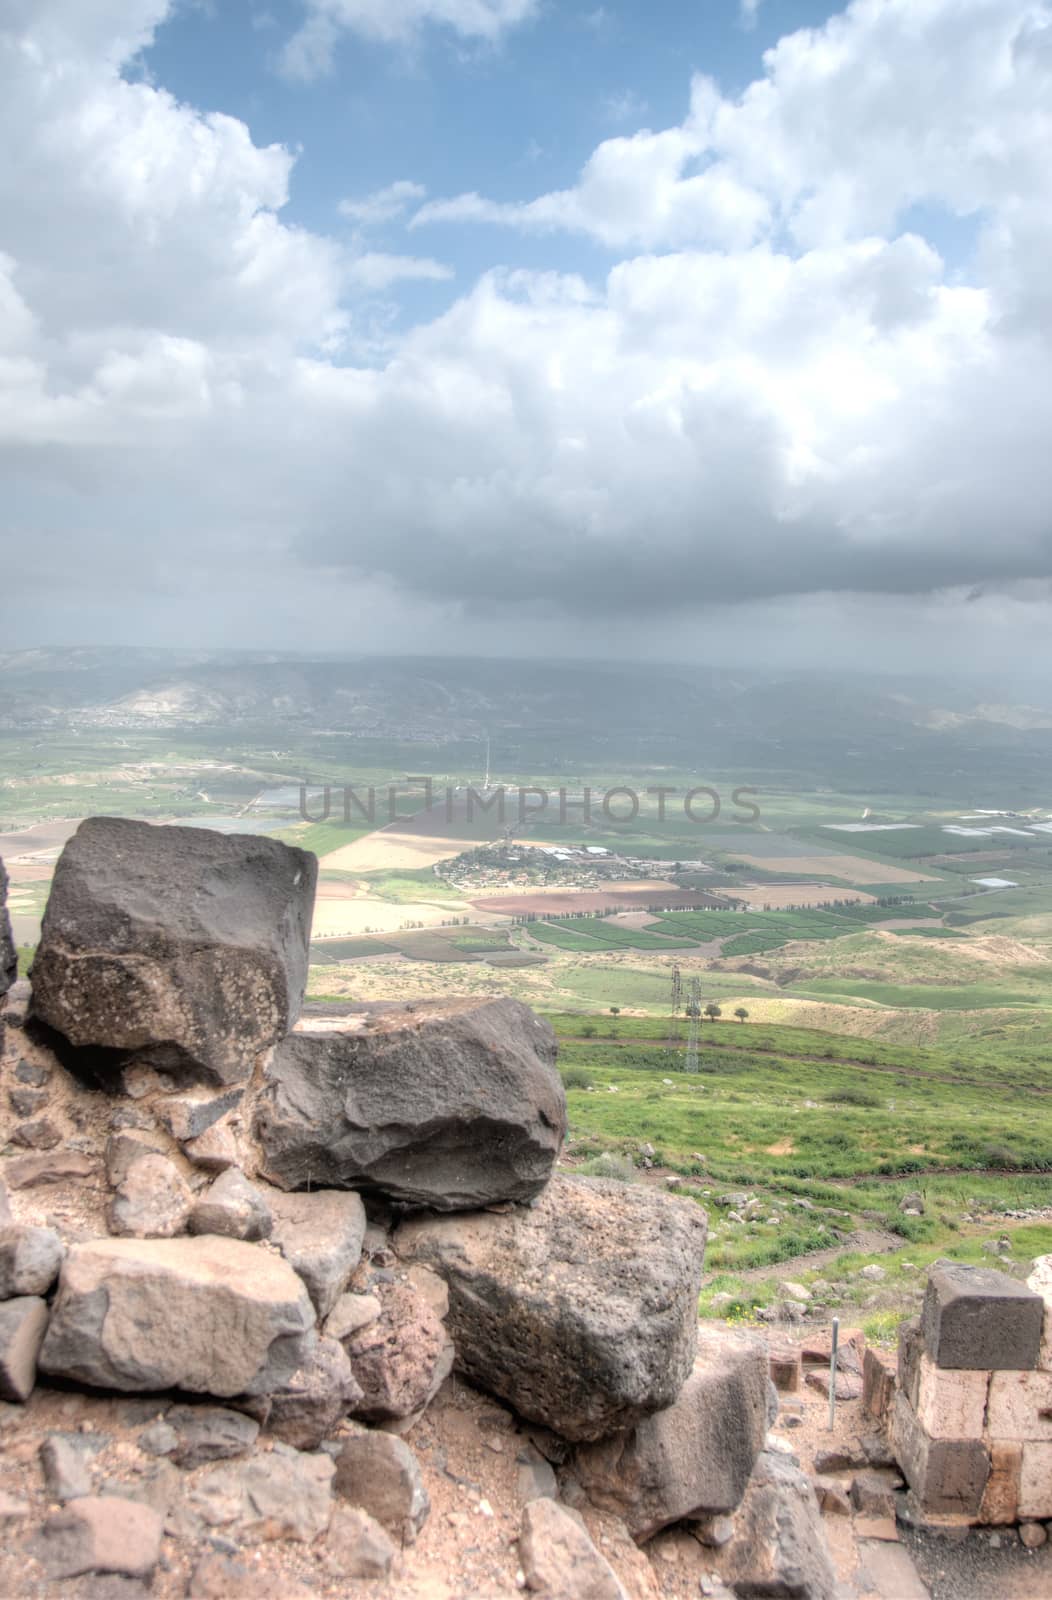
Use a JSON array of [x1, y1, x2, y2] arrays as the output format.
[[2, 649, 1052, 794]]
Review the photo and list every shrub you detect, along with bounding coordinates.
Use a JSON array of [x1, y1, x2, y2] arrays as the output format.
[[579, 1153, 638, 1183], [561, 1066, 594, 1091], [827, 1086, 880, 1108]]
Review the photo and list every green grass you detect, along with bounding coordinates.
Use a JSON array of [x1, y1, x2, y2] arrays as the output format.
[[798, 979, 1047, 1010]]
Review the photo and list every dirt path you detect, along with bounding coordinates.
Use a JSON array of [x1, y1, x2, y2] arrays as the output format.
[[710, 1227, 904, 1287]]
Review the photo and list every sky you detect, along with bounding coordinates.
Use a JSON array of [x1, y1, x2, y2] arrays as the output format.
[[3, 0, 1052, 674]]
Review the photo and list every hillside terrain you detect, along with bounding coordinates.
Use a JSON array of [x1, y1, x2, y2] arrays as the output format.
[[4, 648, 1052, 1335]]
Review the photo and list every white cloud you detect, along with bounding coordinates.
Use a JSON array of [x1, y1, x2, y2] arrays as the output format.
[[740, 0, 762, 28], [4, 0, 1052, 658], [280, 0, 537, 80], [339, 181, 428, 226], [601, 89, 649, 125], [411, 106, 772, 251], [346, 252, 453, 289], [416, 1, 1052, 263]]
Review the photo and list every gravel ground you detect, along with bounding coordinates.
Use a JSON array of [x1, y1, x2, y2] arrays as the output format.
[[900, 1522, 1052, 1600]]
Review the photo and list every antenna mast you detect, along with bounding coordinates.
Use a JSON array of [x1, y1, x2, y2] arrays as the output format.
[[685, 977, 702, 1073], [666, 965, 683, 1057]]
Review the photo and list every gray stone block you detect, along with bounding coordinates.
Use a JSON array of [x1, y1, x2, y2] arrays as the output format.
[[921, 1261, 1043, 1371]]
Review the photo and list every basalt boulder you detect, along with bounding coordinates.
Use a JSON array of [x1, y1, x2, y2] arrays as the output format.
[[394, 1175, 707, 1441], [257, 998, 564, 1210], [0, 857, 15, 999], [29, 817, 316, 1088], [572, 1324, 769, 1540]]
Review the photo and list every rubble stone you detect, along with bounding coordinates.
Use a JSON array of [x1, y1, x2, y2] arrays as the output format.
[[0, 1223, 63, 1298], [519, 1498, 628, 1600], [40, 1236, 316, 1398], [189, 1169, 272, 1242], [0, 1295, 48, 1402], [108, 1153, 193, 1239], [35, 1495, 162, 1579], [267, 1188, 365, 1320], [333, 1432, 429, 1544]]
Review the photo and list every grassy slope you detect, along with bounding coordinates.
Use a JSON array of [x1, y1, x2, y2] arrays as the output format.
[[549, 1014, 1052, 1331]]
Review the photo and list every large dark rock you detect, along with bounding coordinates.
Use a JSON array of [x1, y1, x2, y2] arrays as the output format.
[[720, 1451, 837, 1600], [257, 998, 564, 1209], [921, 1260, 1043, 1371], [0, 857, 15, 999], [394, 1175, 707, 1441], [573, 1325, 768, 1540], [29, 817, 317, 1087]]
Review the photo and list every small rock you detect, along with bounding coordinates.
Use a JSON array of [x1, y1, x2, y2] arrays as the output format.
[[900, 1193, 924, 1215], [183, 1113, 242, 1173], [188, 1448, 334, 1543], [815, 1482, 851, 1516], [0, 1491, 29, 1518], [860, 1264, 886, 1282], [104, 1130, 170, 1188], [239, 1337, 362, 1451], [322, 1504, 396, 1579], [138, 1421, 178, 1458], [345, 1281, 453, 1424], [157, 1088, 244, 1143], [11, 1118, 62, 1151], [267, 1188, 366, 1320], [3, 1152, 95, 1189], [517, 1443, 559, 1503], [0, 1223, 64, 1297], [405, 1262, 450, 1321], [188, 1554, 299, 1598], [814, 1446, 862, 1474], [35, 1495, 163, 1579], [779, 1282, 811, 1303], [14, 1061, 49, 1087], [691, 1513, 734, 1547], [108, 1154, 193, 1239], [40, 1236, 316, 1398], [806, 1369, 863, 1401], [189, 1169, 272, 1242], [167, 1404, 260, 1468], [0, 1296, 48, 1402], [1020, 1522, 1048, 1550], [325, 1293, 382, 1341], [519, 1498, 627, 1600], [40, 1434, 94, 1501], [851, 1471, 896, 1517], [8, 1087, 48, 1118], [333, 1432, 429, 1544]]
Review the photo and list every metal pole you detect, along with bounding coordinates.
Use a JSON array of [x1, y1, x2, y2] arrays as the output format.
[[828, 1316, 839, 1431]]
